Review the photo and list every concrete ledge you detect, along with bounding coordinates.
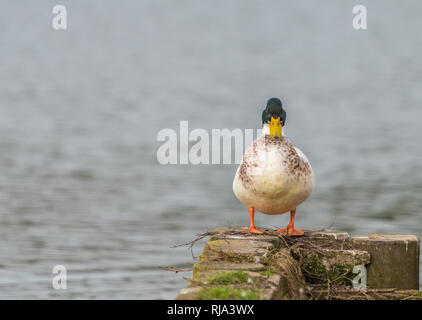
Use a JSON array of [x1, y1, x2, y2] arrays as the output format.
[[352, 234, 420, 289], [175, 227, 421, 300]]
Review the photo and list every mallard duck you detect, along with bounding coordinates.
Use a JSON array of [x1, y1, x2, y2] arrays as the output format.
[[233, 98, 314, 236]]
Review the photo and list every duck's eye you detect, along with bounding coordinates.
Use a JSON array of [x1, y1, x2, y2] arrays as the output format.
[[269, 113, 279, 121], [281, 109, 287, 126]]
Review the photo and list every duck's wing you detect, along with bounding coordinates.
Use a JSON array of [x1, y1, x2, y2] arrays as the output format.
[[294, 146, 310, 164], [293, 146, 314, 188]]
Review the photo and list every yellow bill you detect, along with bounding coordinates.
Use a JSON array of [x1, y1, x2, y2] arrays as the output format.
[[270, 116, 282, 138]]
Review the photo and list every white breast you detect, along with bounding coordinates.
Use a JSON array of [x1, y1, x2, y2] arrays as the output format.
[[233, 133, 314, 215]]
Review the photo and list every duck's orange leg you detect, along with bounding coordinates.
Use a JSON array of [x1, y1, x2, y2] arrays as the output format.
[[275, 208, 304, 236], [244, 206, 263, 234]]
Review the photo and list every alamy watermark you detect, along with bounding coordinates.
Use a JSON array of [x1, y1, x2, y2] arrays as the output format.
[[352, 264, 367, 291], [52, 5, 67, 30], [353, 5, 367, 30], [50, 4, 368, 32], [52, 265, 67, 290], [157, 121, 263, 165]]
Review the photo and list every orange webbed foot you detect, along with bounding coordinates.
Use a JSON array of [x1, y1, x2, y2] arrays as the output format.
[[243, 226, 264, 234], [275, 227, 304, 237]]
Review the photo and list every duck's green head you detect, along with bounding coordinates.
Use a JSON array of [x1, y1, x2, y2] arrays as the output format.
[[261, 97, 286, 138]]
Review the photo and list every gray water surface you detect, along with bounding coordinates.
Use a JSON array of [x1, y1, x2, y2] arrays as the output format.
[[0, 1, 421, 299]]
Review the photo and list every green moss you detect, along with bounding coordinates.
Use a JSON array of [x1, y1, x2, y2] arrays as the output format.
[[193, 263, 213, 278], [260, 271, 275, 277], [208, 271, 249, 285], [299, 251, 366, 285], [199, 253, 209, 263], [300, 254, 327, 283], [197, 286, 260, 300]]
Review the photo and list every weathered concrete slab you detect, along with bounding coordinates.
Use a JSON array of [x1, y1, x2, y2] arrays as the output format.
[[306, 230, 350, 241], [174, 227, 421, 300], [210, 227, 281, 246], [200, 239, 275, 263], [193, 262, 266, 276], [352, 234, 420, 289], [200, 226, 282, 264], [176, 269, 290, 300], [296, 230, 351, 250]]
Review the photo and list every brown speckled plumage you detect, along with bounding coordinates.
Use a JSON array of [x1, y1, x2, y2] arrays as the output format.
[[239, 161, 255, 191], [233, 130, 314, 215], [239, 135, 311, 190]]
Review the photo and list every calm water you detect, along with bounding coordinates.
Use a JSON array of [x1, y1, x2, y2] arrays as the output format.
[[0, 1, 421, 299]]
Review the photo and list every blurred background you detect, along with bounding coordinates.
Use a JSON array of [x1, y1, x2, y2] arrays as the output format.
[[0, 0, 421, 299]]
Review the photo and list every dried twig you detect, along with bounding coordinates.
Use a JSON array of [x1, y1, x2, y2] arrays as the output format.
[[160, 266, 193, 273], [171, 231, 213, 258]]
